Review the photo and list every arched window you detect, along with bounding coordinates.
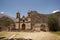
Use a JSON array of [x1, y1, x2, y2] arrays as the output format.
[[23, 20, 25, 22]]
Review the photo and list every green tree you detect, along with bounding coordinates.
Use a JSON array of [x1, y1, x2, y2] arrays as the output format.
[[48, 15, 59, 31], [3, 21, 11, 31]]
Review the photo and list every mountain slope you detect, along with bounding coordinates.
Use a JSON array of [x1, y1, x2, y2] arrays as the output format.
[[0, 13, 15, 26], [0, 13, 16, 22], [29, 11, 60, 26]]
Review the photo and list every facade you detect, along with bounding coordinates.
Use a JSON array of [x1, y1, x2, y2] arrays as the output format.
[[15, 11, 49, 32], [15, 11, 32, 31]]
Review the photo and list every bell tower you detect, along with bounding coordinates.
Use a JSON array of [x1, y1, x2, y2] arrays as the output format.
[[28, 10, 31, 17], [15, 10, 20, 30], [28, 10, 31, 21]]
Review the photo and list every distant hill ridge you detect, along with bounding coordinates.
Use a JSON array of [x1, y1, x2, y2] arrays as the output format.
[[0, 13, 16, 22]]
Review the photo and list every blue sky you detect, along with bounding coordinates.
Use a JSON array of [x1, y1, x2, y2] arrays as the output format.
[[0, 0, 60, 18]]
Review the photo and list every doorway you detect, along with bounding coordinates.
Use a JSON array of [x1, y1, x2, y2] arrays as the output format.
[[0, 27, 2, 31], [40, 24, 46, 32], [22, 24, 25, 30]]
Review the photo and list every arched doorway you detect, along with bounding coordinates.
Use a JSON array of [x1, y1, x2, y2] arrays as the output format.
[[0, 27, 2, 31], [22, 24, 25, 30], [40, 24, 46, 32]]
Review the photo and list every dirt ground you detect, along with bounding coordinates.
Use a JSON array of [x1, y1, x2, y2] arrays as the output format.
[[0, 32, 60, 40]]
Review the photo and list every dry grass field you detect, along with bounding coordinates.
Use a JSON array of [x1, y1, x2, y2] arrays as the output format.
[[0, 32, 60, 40]]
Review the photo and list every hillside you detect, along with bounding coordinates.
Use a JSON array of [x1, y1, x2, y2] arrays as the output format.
[[0, 13, 15, 26], [0, 13, 16, 22], [29, 11, 60, 26], [30, 11, 48, 26]]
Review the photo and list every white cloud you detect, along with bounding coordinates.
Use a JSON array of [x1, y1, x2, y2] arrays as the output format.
[[52, 10, 60, 13], [0, 12, 5, 14]]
